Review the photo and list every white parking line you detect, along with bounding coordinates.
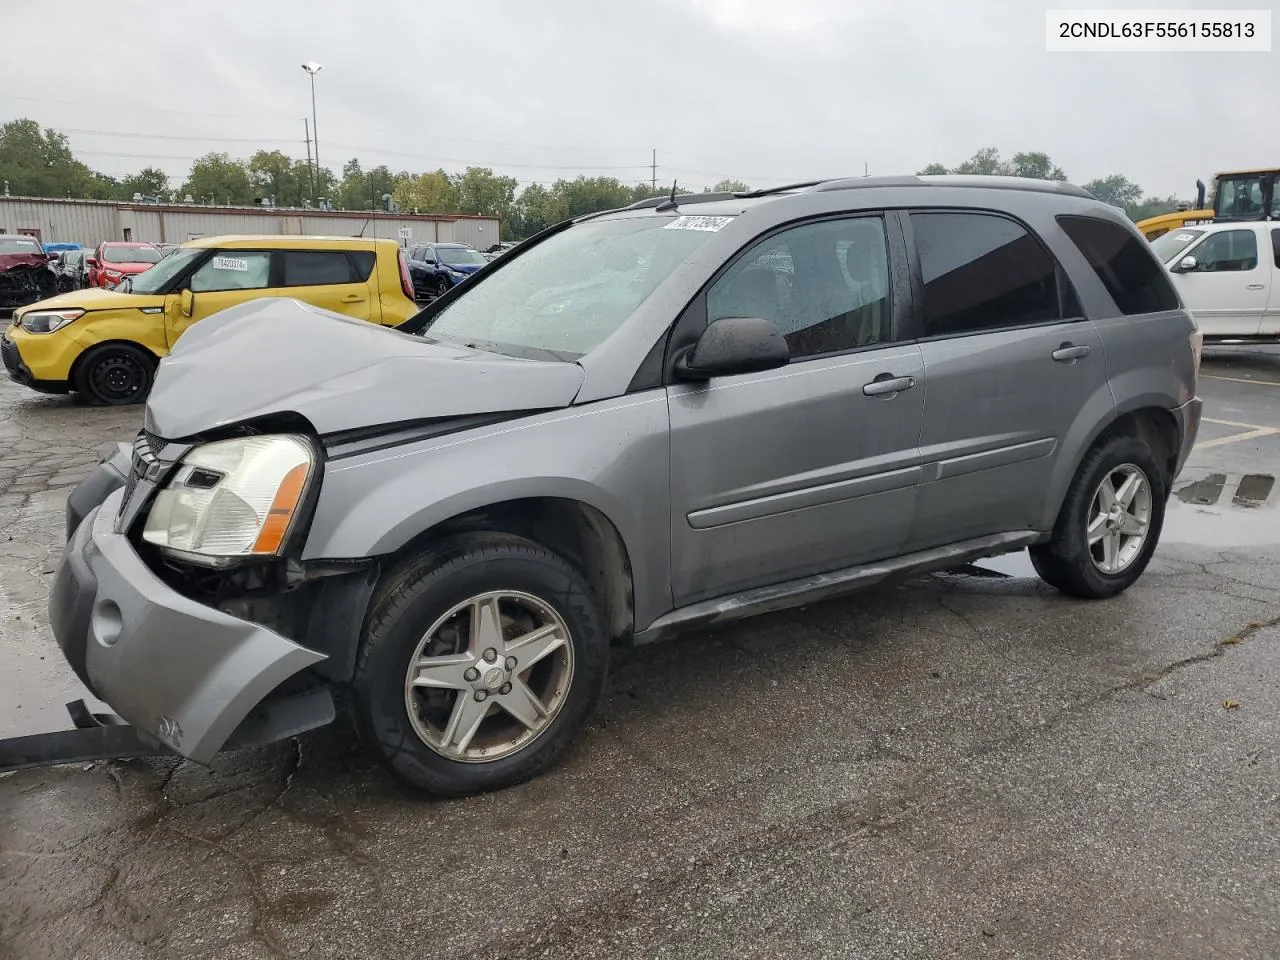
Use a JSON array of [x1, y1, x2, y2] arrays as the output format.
[[1202, 374, 1280, 388], [1195, 427, 1280, 449], [1203, 416, 1271, 430]]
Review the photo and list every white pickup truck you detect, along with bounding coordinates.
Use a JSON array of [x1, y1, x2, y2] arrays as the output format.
[[1153, 221, 1280, 339]]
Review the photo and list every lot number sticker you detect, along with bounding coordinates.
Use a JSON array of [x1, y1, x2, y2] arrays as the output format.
[[664, 215, 733, 232], [212, 256, 249, 272]]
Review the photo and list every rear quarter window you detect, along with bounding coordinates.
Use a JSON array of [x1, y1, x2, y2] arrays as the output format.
[[1056, 215, 1179, 315], [349, 251, 375, 281]]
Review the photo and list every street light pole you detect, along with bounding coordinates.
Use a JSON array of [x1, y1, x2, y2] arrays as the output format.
[[301, 62, 323, 204]]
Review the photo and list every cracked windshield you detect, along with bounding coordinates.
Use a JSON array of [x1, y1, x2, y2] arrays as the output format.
[[0, 2, 1276, 959]]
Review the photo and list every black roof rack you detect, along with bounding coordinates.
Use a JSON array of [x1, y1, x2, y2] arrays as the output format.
[[625, 191, 736, 211], [733, 180, 828, 198]]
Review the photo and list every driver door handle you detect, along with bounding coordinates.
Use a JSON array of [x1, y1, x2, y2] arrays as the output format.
[[1052, 343, 1091, 362], [862, 375, 915, 397], [1247, 283, 1265, 290]]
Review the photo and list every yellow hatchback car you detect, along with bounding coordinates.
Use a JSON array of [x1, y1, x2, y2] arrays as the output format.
[[1, 235, 420, 405]]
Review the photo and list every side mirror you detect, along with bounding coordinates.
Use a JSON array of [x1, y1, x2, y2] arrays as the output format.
[[179, 288, 194, 317], [86, 256, 98, 268], [1174, 255, 1198, 273], [674, 316, 790, 381], [424, 257, 437, 265]]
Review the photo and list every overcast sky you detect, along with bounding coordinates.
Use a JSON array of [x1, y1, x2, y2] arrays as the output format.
[[4, 0, 1273, 198]]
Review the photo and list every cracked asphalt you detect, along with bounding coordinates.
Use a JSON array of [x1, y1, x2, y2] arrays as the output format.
[[5, 348, 1280, 959]]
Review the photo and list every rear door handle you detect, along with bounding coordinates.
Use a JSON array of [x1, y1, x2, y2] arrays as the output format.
[[341, 294, 365, 303], [862, 375, 915, 397], [1247, 283, 1266, 290], [1051, 343, 1091, 362]]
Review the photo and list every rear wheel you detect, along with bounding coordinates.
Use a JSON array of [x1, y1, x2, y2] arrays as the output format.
[[73, 343, 154, 406], [353, 533, 609, 797], [1030, 433, 1166, 599]]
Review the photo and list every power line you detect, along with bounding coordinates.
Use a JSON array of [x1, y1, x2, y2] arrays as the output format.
[[56, 127, 302, 145], [4, 93, 299, 122]]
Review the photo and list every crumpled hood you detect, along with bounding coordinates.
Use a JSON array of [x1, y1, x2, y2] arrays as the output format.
[[145, 297, 585, 439], [0, 253, 48, 272]]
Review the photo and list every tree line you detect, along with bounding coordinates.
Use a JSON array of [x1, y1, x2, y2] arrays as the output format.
[[1, 118, 1186, 240], [917, 148, 1184, 222]]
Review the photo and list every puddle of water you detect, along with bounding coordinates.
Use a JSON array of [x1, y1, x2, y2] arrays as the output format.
[[1165, 473, 1280, 547]]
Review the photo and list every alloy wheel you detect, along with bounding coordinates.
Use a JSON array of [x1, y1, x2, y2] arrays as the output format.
[[403, 590, 575, 763], [1087, 463, 1152, 574]]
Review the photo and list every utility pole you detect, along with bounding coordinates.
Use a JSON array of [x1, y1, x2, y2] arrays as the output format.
[[302, 62, 323, 203], [304, 118, 315, 204], [651, 149, 657, 192]]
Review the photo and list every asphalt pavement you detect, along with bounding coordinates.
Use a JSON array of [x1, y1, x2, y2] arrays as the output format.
[[3, 348, 1280, 960]]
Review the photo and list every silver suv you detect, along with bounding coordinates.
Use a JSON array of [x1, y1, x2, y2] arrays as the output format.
[[50, 175, 1202, 796]]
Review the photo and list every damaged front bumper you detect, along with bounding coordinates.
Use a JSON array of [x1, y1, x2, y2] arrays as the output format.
[[0, 475, 338, 773]]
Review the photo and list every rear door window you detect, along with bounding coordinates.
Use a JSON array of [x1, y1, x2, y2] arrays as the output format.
[[1056, 215, 1180, 315], [1272, 229, 1280, 269], [281, 250, 357, 287], [910, 212, 1061, 336]]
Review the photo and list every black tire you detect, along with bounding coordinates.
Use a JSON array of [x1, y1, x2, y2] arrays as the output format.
[[73, 343, 155, 406], [353, 533, 609, 797], [1030, 433, 1167, 599], [433, 277, 449, 298]]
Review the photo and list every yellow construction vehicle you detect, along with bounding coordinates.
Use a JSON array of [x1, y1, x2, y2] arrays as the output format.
[[1137, 170, 1279, 240]]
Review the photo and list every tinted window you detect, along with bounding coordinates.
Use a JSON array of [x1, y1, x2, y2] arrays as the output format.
[[912, 212, 1060, 335], [1057, 215, 1180, 315], [188, 251, 272, 292], [1185, 230, 1259, 272], [1272, 229, 1280, 269], [411, 246, 429, 262], [282, 250, 355, 286], [707, 216, 890, 359], [349, 250, 375, 280]]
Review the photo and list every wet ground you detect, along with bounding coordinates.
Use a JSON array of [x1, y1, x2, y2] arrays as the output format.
[[3, 348, 1280, 959]]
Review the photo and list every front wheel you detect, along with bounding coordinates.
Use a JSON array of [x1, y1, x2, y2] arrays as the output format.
[[73, 343, 155, 406], [433, 277, 449, 298], [1030, 433, 1167, 599], [353, 534, 609, 797]]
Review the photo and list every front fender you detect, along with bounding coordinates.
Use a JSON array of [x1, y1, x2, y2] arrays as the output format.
[[302, 394, 674, 630]]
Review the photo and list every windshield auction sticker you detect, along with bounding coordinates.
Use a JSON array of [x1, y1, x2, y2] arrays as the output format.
[[664, 216, 733, 232], [211, 256, 249, 272]]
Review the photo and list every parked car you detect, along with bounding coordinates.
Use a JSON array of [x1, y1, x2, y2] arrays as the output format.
[[57, 250, 89, 289], [0, 235, 60, 316], [87, 242, 163, 288], [405, 242, 489, 298], [1153, 221, 1280, 340], [46, 176, 1201, 799], [157, 243, 181, 258], [2, 235, 419, 405]]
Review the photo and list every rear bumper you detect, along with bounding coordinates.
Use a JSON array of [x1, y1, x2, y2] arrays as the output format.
[[49, 489, 332, 764], [1173, 395, 1202, 479]]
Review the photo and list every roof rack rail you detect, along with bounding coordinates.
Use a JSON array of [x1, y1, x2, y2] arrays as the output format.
[[814, 174, 1094, 200], [625, 191, 736, 210], [733, 180, 829, 198]]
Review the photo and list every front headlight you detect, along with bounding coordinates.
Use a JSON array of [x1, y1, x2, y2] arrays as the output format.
[[448, 268, 466, 278], [142, 435, 316, 567], [20, 308, 85, 334]]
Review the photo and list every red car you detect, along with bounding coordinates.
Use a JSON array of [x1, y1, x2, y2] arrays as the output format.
[[87, 241, 163, 288]]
